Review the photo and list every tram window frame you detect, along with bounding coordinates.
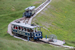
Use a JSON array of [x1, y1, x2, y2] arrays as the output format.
[[26, 28, 30, 32], [14, 25, 18, 30], [12, 25, 14, 29], [16, 26, 18, 29], [34, 27, 41, 32], [37, 27, 41, 31], [21, 27, 23, 31], [18, 26, 21, 30], [22, 27, 24, 31], [34, 28, 37, 32], [18, 26, 22, 31], [30, 28, 34, 32], [13, 25, 15, 29], [23, 27, 26, 32]]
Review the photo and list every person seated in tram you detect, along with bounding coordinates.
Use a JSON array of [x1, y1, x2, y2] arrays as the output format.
[[14, 26, 18, 29], [30, 28, 33, 32]]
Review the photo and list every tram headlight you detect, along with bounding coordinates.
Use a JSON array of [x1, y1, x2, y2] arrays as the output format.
[[39, 33, 41, 36]]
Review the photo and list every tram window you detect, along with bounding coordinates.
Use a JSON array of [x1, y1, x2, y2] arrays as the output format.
[[12, 25, 14, 28], [21, 27, 23, 31], [24, 28, 26, 31], [30, 28, 33, 32], [36, 27, 41, 31], [23, 27, 24, 31], [34, 28, 37, 32], [18, 26, 23, 31], [19, 26, 20, 30], [20, 27, 22, 30], [15, 26, 18, 29], [34, 27, 41, 32], [27, 28, 30, 32], [14, 26, 18, 29], [22, 27, 24, 31], [13, 25, 15, 28], [17, 26, 18, 29]]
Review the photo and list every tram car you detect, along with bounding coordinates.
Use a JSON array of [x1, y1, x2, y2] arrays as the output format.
[[11, 22, 43, 40], [23, 6, 35, 18]]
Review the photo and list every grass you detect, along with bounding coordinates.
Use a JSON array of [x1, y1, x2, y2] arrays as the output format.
[[0, 0, 70, 50], [0, 0, 44, 15], [32, 0, 75, 47], [0, 37, 69, 50], [0, 0, 44, 36]]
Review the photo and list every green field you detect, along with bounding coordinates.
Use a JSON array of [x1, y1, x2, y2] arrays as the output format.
[[32, 0, 75, 47], [0, 0, 71, 50], [0, 0, 44, 36], [0, 37, 70, 50]]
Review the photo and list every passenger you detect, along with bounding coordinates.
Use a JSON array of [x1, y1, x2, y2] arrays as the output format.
[[30, 29, 33, 32], [27, 29, 30, 32], [19, 27, 20, 30], [22, 27, 23, 31], [20, 27, 23, 30], [35, 30, 36, 32], [15, 26, 17, 29], [24, 28, 26, 31]]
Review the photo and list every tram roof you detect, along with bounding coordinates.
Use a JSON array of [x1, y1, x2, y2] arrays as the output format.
[[25, 6, 35, 10], [11, 22, 39, 28]]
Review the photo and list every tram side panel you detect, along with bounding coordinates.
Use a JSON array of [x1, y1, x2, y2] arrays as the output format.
[[12, 24, 43, 40]]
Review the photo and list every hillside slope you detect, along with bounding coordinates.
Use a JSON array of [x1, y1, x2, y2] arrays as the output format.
[[0, 37, 69, 50], [0, 0, 44, 15], [0, 0, 44, 37], [32, 0, 75, 47], [0, 0, 70, 50]]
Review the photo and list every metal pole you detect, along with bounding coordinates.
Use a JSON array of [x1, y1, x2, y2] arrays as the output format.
[[46, 35, 47, 39], [28, 37, 29, 41]]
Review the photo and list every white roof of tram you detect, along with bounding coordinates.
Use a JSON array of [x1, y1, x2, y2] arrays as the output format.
[[11, 22, 38, 28], [25, 6, 35, 10]]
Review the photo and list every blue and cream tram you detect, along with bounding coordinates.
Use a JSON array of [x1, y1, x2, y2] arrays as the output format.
[[23, 6, 35, 18], [11, 22, 43, 40]]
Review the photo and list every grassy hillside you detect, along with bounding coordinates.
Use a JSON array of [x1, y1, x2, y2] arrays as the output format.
[[0, 0, 70, 50], [0, 0, 44, 15], [0, 37, 69, 50], [0, 0, 44, 37], [32, 0, 75, 47]]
